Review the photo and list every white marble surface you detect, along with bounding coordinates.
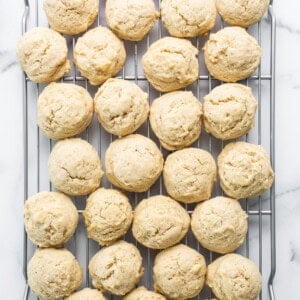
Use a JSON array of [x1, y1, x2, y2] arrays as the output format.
[[0, 0, 299, 299]]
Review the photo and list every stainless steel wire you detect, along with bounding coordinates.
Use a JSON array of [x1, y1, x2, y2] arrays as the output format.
[[22, 1, 276, 299]]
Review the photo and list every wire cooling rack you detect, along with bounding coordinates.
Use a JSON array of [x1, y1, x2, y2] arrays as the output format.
[[22, 0, 276, 299]]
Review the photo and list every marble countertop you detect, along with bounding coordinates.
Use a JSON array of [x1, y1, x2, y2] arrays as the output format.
[[0, 0, 299, 299]]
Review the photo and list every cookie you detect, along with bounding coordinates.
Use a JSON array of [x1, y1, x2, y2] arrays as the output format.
[[149, 91, 202, 151], [124, 286, 166, 300], [203, 83, 257, 140], [37, 83, 94, 140], [28, 248, 82, 299], [16, 27, 70, 83], [105, 134, 163, 192], [163, 148, 216, 203], [74, 26, 126, 85], [105, 0, 159, 41], [191, 196, 248, 254], [218, 142, 274, 199], [48, 138, 103, 196], [66, 288, 106, 300], [89, 240, 144, 295], [207, 254, 262, 300], [132, 195, 190, 249], [24, 191, 78, 247], [203, 26, 261, 82], [94, 78, 149, 137], [153, 244, 206, 299], [216, 0, 270, 28], [142, 37, 199, 92], [83, 188, 133, 246], [161, 0, 216, 37], [43, 0, 98, 35]]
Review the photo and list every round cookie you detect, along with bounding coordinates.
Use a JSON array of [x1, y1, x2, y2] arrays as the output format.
[[24, 191, 78, 247], [124, 286, 166, 300], [37, 83, 94, 140], [191, 197, 248, 254], [161, 0, 217, 37], [74, 26, 126, 86], [218, 142, 274, 199], [163, 148, 216, 203], [66, 288, 106, 300], [203, 26, 261, 82], [94, 78, 149, 137], [150, 91, 202, 151], [105, 134, 163, 192], [43, 0, 98, 35], [83, 188, 133, 246], [153, 244, 206, 299], [132, 195, 190, 249], [207, 254, 262, 300], [48, 138, 103, 196], [203, 83, 257, 140], [142, 37, 199, 92], [89, 240, 144, 295], [28, 248, 82, 299], [216, 0, 270, 28], [105, 0, 159, 41], [16, 27, 70, 83]]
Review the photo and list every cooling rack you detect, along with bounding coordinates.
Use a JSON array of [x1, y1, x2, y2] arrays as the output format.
[[21, 0, 276, 299]]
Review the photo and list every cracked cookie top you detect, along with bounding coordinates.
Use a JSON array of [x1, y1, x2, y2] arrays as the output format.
[[105, 0, 159, 41], [153, 244, 206, 299], [142, 37, 199, 92], [89, 240, 144, 295], [105, 134, 163, 192], [48, 138, 103, 196], [37, 83, 94, 140], [203, 83, 257, 140], [149, 91, 203, 151], [43, 0, 99, 35], [132, 195, 190, 249], [16, 27, 70, 83], [83, 188, 133, 246], [124, 286, 166, 300], [66, 288, 106, 300], [94, 78, 149, 137], [161, 0, 217, 37]]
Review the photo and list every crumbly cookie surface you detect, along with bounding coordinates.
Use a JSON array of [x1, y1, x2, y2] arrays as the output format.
[[66, 288, 106, 300], [124, 286, 166, 300]]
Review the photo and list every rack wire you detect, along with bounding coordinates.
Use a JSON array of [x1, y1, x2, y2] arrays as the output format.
[[22, 0, 276, 299]]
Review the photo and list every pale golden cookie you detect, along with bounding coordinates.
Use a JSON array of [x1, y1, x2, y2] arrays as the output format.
[[163, 148, 216, 203], [207, 254, 262, 300], [132, 195, 190, 249], [24, 191, 78, 247], [216, 0, 270, 28], [28, 248, 82, 299], [161, 0, 216, 37], [218, 142, 274, 199], [191, 196, 248, 254], [74, 26, 126, 85], [150, 91, 202, 151], [94, 78, 149, 137], [106, 0, 159, 41], [43, 0, 98, 35], [142, 37, 199, 92], [83, 188, 133, 246], [105, 134, 163, 192], [124, 286, 166, 300], [203, 83, 257, 140], [203, 26, 261, 82], [66, 288, 106, 300], [48, 138, 103, 196], [89, 241, 144, 295], [37, 83, 93, 140], [16, 27, 70, 83], [153, 244, 206, 299]]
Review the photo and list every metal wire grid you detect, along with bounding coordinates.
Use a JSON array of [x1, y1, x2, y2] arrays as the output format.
[[22, 0, 276, 299]]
